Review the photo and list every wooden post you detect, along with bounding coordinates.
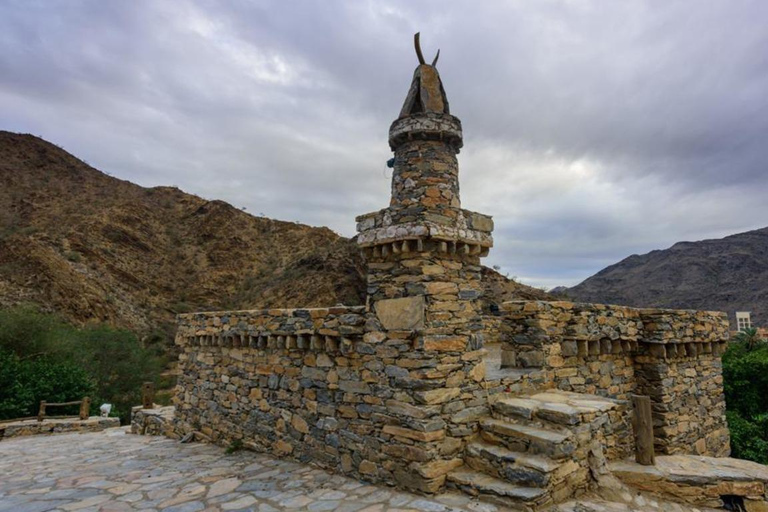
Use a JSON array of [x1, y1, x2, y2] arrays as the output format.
[[37, 400, 47, 422], [632, 394, 655, 465], [79, 397, 91, 420], [142, 382, 155, 409]]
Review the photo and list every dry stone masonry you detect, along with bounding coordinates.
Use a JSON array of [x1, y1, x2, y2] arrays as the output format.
[[173, 35, 741, 509]]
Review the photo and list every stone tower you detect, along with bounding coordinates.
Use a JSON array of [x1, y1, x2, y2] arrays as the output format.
[[173, 32, 734, 505], [357, 33, 494, 349], [355, 34, 495, 491]]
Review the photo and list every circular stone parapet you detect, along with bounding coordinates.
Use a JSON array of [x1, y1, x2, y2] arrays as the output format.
[[389, 112, 463, 151]]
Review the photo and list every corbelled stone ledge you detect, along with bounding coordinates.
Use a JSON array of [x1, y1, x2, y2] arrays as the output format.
[[176, 306, 367, 354], [388, 112, 463, 151]]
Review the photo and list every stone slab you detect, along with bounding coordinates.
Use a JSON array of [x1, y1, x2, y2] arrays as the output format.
[[374, 295, 425, 331]]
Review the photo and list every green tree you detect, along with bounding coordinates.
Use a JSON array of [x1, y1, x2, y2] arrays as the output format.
[[0, 349, 94, 420], [0, 305, 165, 424], [0, 350, 33, 419], [733, 327, 764, 351], [66, 325, 164, 423], [723, 341, 768, 463], [0, 305, 66, 359]]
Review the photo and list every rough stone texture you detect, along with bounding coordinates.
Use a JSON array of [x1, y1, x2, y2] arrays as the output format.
[[374, 295, 425, 330], [499, 301, 731, 457], [610, 455, 768, 509], [0, 416, 119, 440], [130, 405, 176, 437], [634, 352, 729, 457]]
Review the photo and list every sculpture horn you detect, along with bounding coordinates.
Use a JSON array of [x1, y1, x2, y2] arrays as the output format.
[[414, 32, 426, 65], [432, 49, 440, 66]]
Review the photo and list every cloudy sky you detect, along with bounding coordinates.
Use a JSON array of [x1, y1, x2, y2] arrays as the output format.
[[1, 1, 767, 288]]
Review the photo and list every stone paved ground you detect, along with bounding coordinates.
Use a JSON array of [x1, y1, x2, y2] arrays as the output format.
[[0, 428, 714, 512], [0, 428, 502, 512]]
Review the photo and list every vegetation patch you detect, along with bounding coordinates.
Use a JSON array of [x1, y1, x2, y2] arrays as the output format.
[[0, 305, 166, 424], [723, 329, 768, 463]]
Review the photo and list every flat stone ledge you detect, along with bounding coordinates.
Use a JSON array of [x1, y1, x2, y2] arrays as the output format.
[[610, 455, 768, 508], [0, 416, 120, 440]]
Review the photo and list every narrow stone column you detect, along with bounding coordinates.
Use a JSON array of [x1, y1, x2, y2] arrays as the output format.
[[356, 43, 494, 493]]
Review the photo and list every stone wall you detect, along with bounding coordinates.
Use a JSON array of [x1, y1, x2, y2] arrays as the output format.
[[174, 305, 486, 493], [501, 301, 641, 400], [634, 351, 730, 457], [174, 299, 731, 489], [0, 417, 120, 440], [628, 309, 731, 457], [498, 300, 731, 457]]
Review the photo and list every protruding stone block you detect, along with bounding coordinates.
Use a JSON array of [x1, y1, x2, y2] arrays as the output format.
[[374, 296, 425, 331]]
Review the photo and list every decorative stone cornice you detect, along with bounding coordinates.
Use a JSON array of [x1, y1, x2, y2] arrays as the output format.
[[389, 112, 463, 151]]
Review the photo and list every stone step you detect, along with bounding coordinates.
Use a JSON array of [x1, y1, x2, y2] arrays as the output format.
[[493, 397, 583, 426], [468, 440, 560, 473], [466, 441, 557, 488], [447, 468, 549, 509], [480, 418, 576, 460]]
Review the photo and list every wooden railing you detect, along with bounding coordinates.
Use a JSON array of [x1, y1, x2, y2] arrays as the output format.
[[37, 397, 90, 422]]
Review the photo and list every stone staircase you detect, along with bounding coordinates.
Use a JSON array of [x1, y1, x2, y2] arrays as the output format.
[[447, 390, 630, 511]]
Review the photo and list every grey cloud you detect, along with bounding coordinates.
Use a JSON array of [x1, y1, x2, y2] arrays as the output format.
[[1, 0, 767, 288]]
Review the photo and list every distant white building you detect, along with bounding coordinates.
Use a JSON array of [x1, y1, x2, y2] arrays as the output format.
[[736, 311, 752, 331]]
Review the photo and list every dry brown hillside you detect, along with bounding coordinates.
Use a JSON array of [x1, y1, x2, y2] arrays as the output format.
[[0, 131, 549, 338]]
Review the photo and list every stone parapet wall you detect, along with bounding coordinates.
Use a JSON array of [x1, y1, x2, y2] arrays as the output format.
[[175, 306, 399, 486], [634, 351, 730, 457], [500, 301, 641, 400], [176, 306, 368, 352], [174, 302, 487, 493], [639, 309, 730, 344], [498, 300, 730, 457]]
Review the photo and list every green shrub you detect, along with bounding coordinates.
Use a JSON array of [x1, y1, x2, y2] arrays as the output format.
[[726, 411, 768, 463], [0, 305, 67, 359], [723, 341, 768, 464], [64, 251, 81, 263], [67, 325, 164, 423], [0, 349, 94, 420], [722, 342, 768, 420], [0, 305, 165, 424], [0, 350, 33, 419]]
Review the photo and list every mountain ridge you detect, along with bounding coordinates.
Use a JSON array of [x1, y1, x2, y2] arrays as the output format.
[[565, 226, 768, 326]]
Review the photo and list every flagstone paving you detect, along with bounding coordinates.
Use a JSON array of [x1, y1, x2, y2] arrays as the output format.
[[0, 428, 716, 512], [0, 428, 502, 512]]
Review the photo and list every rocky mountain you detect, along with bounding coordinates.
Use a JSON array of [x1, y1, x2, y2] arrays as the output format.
[[565, 227, 768, 326], [0, 131, 547, 338]]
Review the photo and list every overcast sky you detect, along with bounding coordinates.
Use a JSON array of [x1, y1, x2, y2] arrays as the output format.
[[2, 1, 767, 288]]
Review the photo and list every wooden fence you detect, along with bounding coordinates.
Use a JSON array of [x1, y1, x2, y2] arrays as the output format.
[[37, 397, 90, 422]]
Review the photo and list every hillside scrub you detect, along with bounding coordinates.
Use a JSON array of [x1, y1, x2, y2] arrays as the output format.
[[0, 305, 165, 424], [723, 336, 768, 463]]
